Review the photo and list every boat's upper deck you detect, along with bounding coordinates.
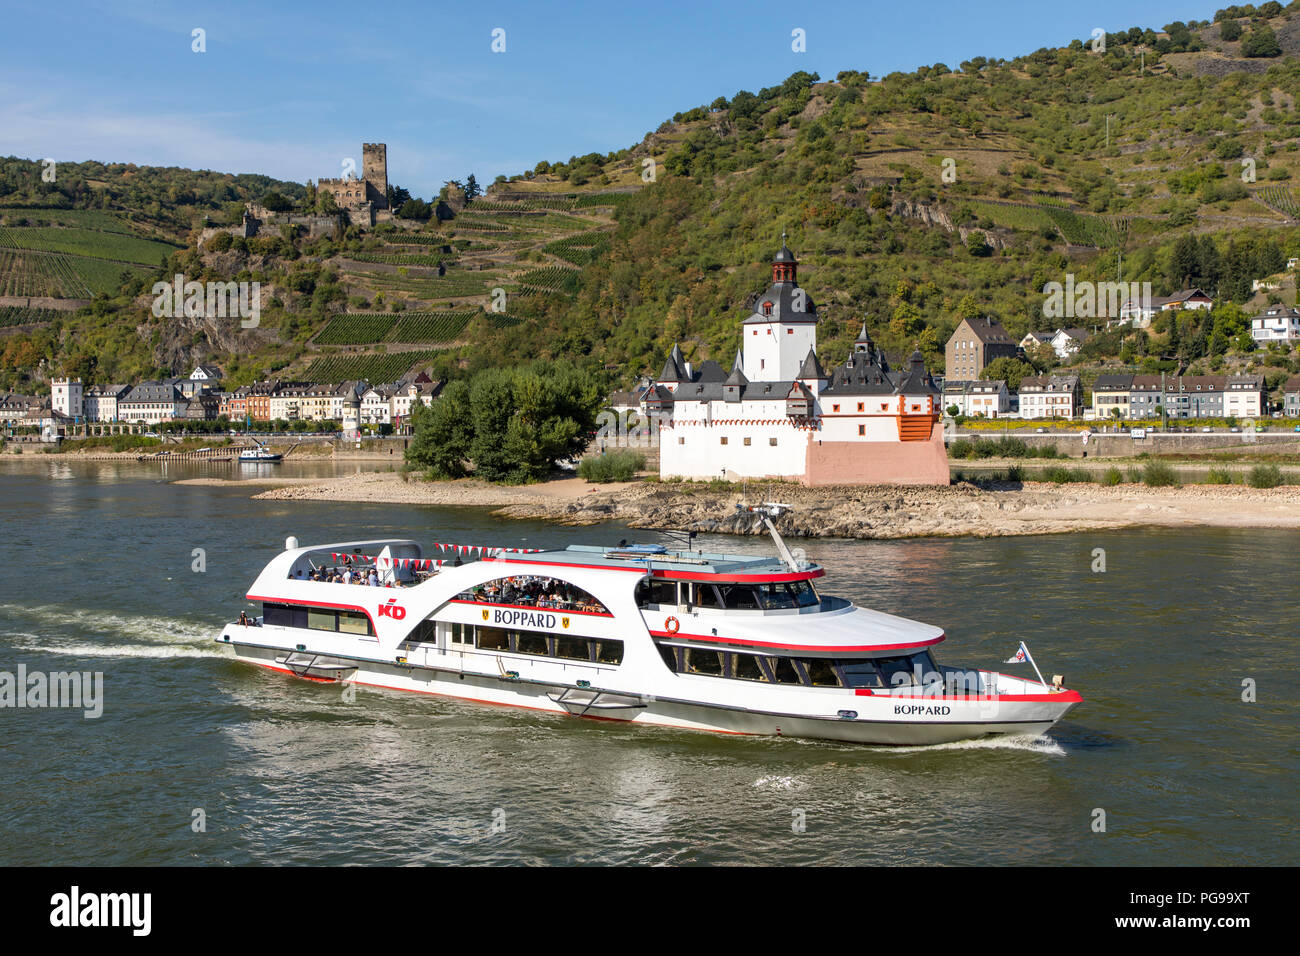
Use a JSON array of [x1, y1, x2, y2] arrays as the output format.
[[494, 544, 822, 582]]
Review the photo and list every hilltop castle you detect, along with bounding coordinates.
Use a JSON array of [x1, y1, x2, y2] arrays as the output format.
[[198, 141, 393, 249], [316, 142, 390, 225], [642, 245, 949, 486]]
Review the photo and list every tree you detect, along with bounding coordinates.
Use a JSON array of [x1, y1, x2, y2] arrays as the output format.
[[260, 191, 292, 212], [408, 362, 604, 484], [1219, 19, 1243, 41], [1241, 24, 1281, 57], [981, 356, 1036, 390], [405, 381, 471, 477], [398, 198, 433, 221], [387, 184, 412, 208], [965, 231, 991, 256], [464, 174, 481, 202]]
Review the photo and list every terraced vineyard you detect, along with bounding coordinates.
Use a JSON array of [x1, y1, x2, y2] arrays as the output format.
[[342, 269, 494, 299], [0, 247, 94, 297], [967, 201, 1057, 234], [349, 251, 455, 267], [1, 225, 178, 265], [1257, 186, 1299, 220], [1040, 206, 1116, 247], [313, 314, 398, 345], [390, 310, 478, 342], [385, 233, 453, 246], [0, 306, 63, 327], [302, 350, 442, 383], [516, 266, 580, 293], [543, 232, 609, 266]]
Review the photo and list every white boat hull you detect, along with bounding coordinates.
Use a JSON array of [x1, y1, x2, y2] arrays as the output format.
[[222, 634, 1077, 746]]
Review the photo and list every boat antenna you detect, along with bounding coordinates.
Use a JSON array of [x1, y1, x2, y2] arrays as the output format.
[[736, 503, 801, 572]]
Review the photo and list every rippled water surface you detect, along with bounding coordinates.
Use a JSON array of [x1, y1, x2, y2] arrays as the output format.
[[1, 460, 1295, 865]]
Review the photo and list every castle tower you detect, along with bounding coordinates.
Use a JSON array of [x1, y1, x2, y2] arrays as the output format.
[[741, 243, 818, 382], [363, 143, 389, 209]]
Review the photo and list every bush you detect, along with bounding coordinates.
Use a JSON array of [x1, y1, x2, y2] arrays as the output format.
[[1205, 467, 1237, 485], [1041, 465, 1075, 483], [948, 438, 974, 459], [1142, 461, 1179, 487], [577, 450, 645, 482], [1101, 466, 1123, 486], [1247, 464, 1282, 488]]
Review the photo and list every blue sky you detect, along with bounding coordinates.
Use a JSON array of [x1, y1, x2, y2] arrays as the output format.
[[2, 0, 1220, 198]]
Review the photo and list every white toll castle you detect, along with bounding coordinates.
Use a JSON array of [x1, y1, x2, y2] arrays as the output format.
[[642, 244, 948, 485]]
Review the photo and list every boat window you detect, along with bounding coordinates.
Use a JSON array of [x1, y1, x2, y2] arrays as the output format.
[[478, 627, 510, 652], [717, 584, 760, 610], [874, 651, 937, 687], [262, 603, 307, 629], [732, 653, 768, 682], [836, 659, 884, 688], [804, 658, 841, 687], [595, 641, 625, 665], [408, 619, 437, 643], [449, 622, 472, 645], [635, 578, 679, 608], [307, 608, 337, 631], [685, 648, 723, 676], [769, 656, 801, 684], [693, 584, 724, 608], [515, 632, 549, 656], [338, 610, 372, 635], [657, 643, 678, 672], [554, 636, 591, 661]]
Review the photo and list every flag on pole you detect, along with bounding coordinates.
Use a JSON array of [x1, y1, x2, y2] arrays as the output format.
[[1004, 641, 1029, 664]]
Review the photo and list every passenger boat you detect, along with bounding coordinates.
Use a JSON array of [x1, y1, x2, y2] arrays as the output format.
[[237, 446, 282, 463], [216, 508, 1082, 745]]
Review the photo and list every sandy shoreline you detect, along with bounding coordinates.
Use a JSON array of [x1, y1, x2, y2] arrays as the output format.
[[245, 471, 1300, 539]]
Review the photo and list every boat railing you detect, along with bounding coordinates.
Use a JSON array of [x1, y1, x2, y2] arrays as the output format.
[[406, 641, 620, 678]]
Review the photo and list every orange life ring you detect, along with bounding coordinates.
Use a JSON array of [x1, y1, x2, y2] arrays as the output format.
[[665, 616, 680, 634]]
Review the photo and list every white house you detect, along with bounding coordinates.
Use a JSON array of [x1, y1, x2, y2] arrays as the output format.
[[1251, 306, 1300, 344], [83, 384, 130, 422], [50, 378, 84, 421], [1050, 327, 1091, 360], [391, 380, 442, 424], [119, 382, 187, 424], [360, 384, 395, 425], [1224, 374, 1265, 419], [644, 245, 948, 485], [1018, 375, 1082, 419], [943, 380, 1008, 418]]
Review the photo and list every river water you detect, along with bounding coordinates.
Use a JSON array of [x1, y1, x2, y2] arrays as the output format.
[[1, 459, 1295, 865]]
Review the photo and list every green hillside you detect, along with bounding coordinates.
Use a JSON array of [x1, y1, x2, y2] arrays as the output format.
[[5, 5, 1300, 397]]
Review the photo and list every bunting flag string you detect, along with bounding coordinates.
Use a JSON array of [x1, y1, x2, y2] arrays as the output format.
[[324, 546, 539, 568]]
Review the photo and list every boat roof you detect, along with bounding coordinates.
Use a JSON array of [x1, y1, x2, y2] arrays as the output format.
[[495, 545, 822, 582]]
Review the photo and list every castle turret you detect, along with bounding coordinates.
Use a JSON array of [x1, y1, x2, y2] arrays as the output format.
[[741, 243, 818, 382]]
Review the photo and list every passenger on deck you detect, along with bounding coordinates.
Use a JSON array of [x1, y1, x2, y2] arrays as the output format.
[[238, 611, 249, 626]]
